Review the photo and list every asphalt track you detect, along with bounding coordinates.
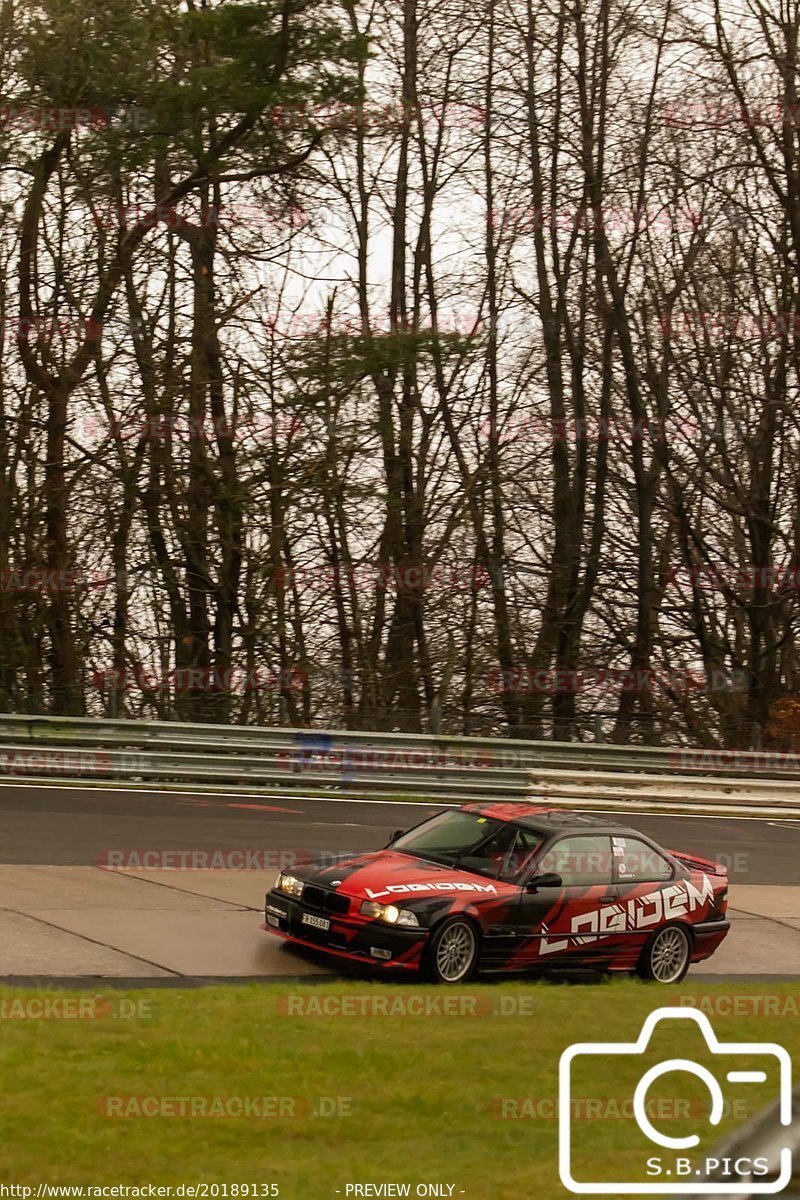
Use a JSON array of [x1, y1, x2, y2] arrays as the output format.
[[0, 781, 797, 877], [0, 781, 798, 982]]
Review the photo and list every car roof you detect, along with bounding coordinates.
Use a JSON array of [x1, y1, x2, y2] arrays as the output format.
[[462, 801, 633, 837]]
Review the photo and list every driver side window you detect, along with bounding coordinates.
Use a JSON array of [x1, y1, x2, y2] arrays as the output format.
[[535, 835, 613, 887], [496, 828, 542, 880]]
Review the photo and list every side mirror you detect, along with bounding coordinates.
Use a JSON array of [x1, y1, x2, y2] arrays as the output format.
[[525, 872, 562, 892]]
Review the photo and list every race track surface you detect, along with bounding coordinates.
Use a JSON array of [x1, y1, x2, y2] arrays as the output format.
[[0, 782, 797, 982]]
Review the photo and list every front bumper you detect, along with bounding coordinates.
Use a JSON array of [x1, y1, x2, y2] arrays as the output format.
[[263, 889, 428, 970]]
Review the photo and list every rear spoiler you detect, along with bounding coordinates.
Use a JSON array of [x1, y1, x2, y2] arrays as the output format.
[[669, 850, 728, 877]]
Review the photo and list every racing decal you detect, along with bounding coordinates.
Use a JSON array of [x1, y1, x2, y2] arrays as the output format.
[[537, 876, 714, 957], [365, 881, 498, 900], [539, 924, 572, 956]]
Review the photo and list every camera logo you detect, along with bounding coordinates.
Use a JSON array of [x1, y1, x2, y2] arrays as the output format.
[[559, 1006, 792, 1194]]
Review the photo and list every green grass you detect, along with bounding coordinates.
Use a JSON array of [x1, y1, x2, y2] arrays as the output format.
[[0, 980, 797, 1196]]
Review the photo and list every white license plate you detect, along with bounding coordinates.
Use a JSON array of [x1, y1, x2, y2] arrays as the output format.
[[301, 913, 330, 931]]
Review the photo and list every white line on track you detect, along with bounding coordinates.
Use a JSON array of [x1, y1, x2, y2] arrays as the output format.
[[308, 821, 366, 827], [0, 780, 454, 806], [589, 808, 797, 824]]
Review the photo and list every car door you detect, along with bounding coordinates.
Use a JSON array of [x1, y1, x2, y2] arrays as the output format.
[[607, 834, 679, 968], [455, 824, 543, 969], [511, 834, 619, 968]]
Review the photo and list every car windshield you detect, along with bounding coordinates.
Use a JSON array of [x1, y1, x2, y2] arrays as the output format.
[[391, 811, 541, 880]]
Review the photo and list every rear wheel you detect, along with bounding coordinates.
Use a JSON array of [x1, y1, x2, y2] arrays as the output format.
[[424, 917, 479, 983], [637, 924, 691, 983]]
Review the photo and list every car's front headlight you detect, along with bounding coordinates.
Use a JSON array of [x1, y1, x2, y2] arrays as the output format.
[[276, 872, 305, 899], [360, 900, 420, 928]]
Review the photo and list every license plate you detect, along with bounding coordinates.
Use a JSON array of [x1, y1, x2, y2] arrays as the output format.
[[301, 913, 330, 931]]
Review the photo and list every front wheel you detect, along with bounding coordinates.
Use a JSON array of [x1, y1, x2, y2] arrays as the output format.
[[637, 923, 691, 984], [424, 917, 479, 983]]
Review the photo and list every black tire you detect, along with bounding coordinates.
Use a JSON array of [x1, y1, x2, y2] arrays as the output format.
[[637, 923, 691, 984], [424, 916, 479, 984]]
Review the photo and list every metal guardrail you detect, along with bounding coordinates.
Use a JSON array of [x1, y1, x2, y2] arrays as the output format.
[[2, 714, 800, 770], [0, 714, 799, 814]]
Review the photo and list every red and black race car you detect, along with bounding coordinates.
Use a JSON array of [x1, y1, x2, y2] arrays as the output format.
[[261, 803, 730, 984]]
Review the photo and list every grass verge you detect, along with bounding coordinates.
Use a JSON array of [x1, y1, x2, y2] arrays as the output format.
[[0, 979, 797, 1196]]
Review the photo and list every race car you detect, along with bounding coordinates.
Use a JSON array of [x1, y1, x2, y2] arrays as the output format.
[[261, 803, 730, 983]]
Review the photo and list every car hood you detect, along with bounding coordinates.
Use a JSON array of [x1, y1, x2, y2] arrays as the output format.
[[293, 849, 512, 903]]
